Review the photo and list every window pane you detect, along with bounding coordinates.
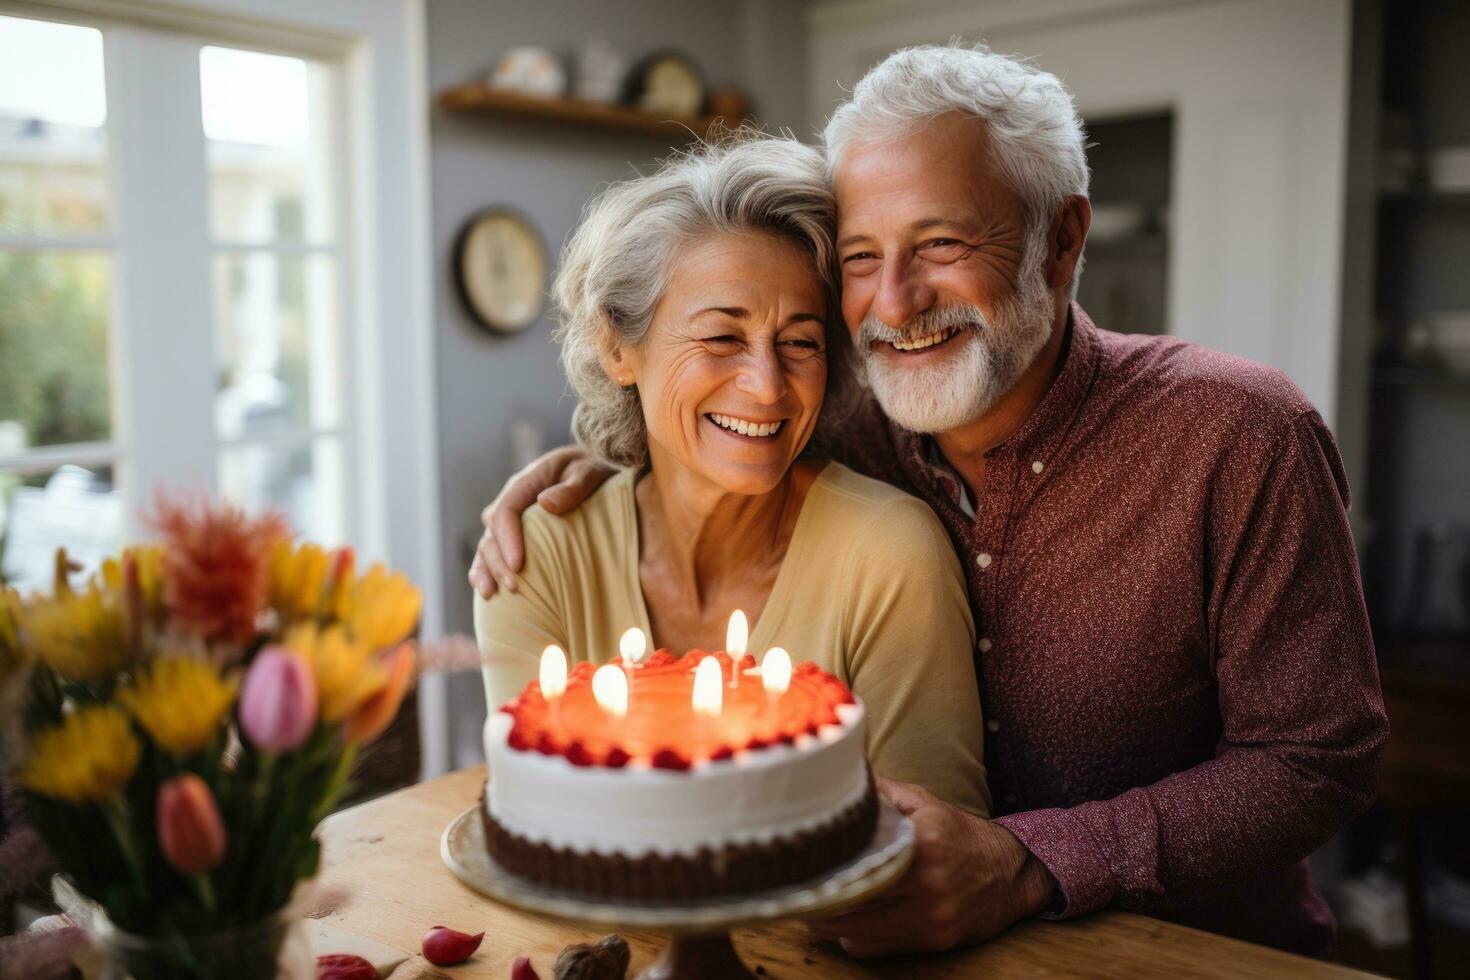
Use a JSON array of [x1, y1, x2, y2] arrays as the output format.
[[213, 252, 341, 439], [201, 46, 334, 244], [218, 436, 344, 546], [0, 463, 119, 592], [0, 16, 109, 236], [0, 249, 113, 448]]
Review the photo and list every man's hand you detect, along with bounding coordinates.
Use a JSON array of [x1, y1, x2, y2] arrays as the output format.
[[807, 777, 1057, 958], [468, 446, 615, 598]]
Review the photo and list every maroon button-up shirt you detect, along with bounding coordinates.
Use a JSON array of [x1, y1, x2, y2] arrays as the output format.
[[838, 304, 1387, 957]]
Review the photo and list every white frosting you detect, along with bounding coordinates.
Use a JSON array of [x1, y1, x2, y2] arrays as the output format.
[[483, 702, 869, 858]]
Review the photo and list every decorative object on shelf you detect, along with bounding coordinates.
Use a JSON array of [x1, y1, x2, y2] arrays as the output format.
[[706, 86, 750, 124], [1405, 311, 1470, 370], [1401, 522, 1470, 638], [488, 46, 567, 98], [623, 50, 705, 119], [1427, 146, 1470, 194], [0, 495, 423, 979], [454, 208, 548, 336], [574, 38, 626, 104], [1086, 202, 1149, 243]]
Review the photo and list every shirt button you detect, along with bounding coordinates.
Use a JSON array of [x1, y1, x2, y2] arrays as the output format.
[[978, 638, 993, 652], [976, 552, 993, 569], [1032, 460, 1044, 474], [986, 719, 1000, 733]]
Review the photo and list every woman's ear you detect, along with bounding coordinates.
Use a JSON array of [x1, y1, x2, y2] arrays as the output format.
[[599, 342, 635, 387]]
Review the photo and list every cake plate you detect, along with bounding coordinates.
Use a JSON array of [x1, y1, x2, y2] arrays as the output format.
[[441, 799, 914, 980]]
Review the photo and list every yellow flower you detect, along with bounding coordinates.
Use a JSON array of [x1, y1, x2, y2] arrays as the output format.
[[285, 623, 383, 722], [21, 705, 140, 803], [117, 656, 237, 756], [0, 588, 24, 676], [345, 563, 422, 650], [16, 583, 128, 685], [269, 539, 331, 623], [100, 546, 165, 618]]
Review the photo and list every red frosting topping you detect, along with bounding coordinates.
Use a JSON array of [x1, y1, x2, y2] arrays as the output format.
[[500, 649, 856, 769]]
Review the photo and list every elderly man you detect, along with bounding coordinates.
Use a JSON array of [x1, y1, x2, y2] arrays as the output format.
[[469, 44, 1386, 958]]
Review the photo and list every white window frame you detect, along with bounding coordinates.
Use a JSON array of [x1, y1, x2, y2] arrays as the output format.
[[1, 0, 446, 776]]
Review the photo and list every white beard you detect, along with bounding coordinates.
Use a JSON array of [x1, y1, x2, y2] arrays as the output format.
[[855, 234, 1056, 434]]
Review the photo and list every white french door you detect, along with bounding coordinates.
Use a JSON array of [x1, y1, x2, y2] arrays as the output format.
[[0, 6, 357, 590]]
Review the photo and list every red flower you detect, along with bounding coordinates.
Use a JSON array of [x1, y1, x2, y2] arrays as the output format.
[[152, 493, 288, 647], [157, 774, 226, 875]]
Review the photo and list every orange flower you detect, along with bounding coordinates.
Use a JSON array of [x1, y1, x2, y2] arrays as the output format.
[[152, 494, 288, 647], [343, 643, 415, 745]]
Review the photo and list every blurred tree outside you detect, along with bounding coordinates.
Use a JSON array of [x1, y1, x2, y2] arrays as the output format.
[[0, 249, 112, 449]]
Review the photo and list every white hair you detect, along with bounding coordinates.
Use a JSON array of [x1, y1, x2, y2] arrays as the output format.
[[824, 41, 1090, 295], [554, 131, 857, 468]]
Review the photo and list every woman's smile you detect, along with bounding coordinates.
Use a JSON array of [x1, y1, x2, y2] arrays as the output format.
[[704, 413, 787, 440]]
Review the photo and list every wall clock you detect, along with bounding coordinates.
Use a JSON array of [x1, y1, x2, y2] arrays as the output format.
[[454, 208, 547, 336]]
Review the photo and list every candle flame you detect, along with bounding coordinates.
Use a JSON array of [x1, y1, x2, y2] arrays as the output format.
[[762, 647, 792, 694], [619, 627, 648, 665], [592, 664, 628, 717], [725, 610, 748, 658], [692, 656, 723, 717], [539, 645, 567, 699]]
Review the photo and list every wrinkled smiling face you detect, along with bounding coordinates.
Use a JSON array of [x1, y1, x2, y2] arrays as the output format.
[[833, 113, 1056, 433], [606, 232, 829, 496]]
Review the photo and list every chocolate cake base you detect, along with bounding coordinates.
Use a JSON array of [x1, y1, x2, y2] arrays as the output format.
[[480, 779, 879, 902]]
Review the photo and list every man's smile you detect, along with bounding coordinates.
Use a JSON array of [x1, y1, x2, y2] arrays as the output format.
[[872, 324, 970, 358]]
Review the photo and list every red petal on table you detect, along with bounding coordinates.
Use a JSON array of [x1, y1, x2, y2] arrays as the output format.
[[316, 953, 376, 980]]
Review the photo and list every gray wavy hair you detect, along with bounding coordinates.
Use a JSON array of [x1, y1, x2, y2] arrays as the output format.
[[554, 131, 856, 468]]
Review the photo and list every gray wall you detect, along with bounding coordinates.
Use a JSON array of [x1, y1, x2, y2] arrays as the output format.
[[425, 0, 809, 762]]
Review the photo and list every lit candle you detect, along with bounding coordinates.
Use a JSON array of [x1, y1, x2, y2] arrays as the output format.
[[592, 664, 628, 717], [726, 609, 748, 688], [619, 627, 648, 666], [539, 645, 568, 699], [762, 647, 792, 695], [692, 656, 723, 717]]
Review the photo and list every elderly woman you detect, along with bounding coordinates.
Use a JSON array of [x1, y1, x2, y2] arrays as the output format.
[[474, 135, 989, 816]]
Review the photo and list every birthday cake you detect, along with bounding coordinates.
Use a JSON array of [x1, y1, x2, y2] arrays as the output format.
[[481, 647, 877, 901]]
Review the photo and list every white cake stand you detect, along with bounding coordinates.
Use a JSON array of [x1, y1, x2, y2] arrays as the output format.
[[441, 799, 914, 980]]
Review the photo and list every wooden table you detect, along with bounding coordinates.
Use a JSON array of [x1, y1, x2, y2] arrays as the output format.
[[315, 767, 1376, 979]]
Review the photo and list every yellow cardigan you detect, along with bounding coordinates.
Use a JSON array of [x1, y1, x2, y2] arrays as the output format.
[[474, 462, 991, 817]]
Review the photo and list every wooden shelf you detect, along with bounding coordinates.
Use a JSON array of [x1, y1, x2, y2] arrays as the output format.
[[1373, 364, 1470, 386], [437, 84, 741, 141]]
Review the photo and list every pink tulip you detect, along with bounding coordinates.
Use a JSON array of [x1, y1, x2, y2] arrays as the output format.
[[239, 647, 317, 753], [157, 774, 226, 875]]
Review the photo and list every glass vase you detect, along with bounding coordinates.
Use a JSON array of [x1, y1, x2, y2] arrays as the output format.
[[52, 876, 315, 980], [94, 911, 314, 980]]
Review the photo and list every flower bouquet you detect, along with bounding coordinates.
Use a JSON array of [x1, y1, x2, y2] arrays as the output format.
[[0, 496, 422, 979]]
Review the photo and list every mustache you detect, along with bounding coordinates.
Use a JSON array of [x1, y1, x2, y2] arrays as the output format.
[[855, 304, 990, 347]]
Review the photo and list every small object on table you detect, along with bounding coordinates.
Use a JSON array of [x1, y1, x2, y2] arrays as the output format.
[[488, 46, 567, 98], [512, 954, 543, 979], [554, 933, 630, 980], [317, 953, 377, 979], [422, 924, 485, 966]]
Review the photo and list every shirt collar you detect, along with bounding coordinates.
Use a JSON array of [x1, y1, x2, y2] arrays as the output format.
[[890, 302, 1102, 487]]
